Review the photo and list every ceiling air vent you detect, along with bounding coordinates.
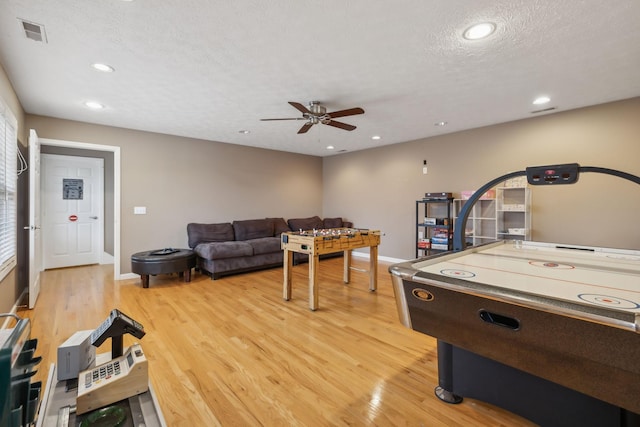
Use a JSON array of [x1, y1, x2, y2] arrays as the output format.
[[20, 19, 47, 43], [531, 107, 556, 114]]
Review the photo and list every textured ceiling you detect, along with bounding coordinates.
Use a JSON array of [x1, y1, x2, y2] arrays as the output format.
[[1, 1, 639, 157]]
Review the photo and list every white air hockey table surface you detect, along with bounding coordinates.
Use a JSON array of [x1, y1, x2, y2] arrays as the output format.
[[414, 240, 640, 319]]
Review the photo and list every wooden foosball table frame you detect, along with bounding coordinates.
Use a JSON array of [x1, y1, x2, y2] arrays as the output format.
[[281, 228, 381, 311]]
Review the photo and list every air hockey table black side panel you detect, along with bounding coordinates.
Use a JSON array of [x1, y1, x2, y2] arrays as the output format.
[[398, 278, 640, 425], [449, 344, 639, 427]]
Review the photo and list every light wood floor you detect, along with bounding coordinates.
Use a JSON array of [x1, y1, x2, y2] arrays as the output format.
[[18, 257, 535, 426]]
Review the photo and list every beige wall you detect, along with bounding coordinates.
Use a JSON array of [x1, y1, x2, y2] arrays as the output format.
[[324, 97, 640, 260], [26, 115, 324, 274], [0, 62, 25, 313]]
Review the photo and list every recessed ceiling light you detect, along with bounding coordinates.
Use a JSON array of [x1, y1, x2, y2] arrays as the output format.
[[326, 145, 335, 150], [533, 96, 551, 105], [238, 130, 250, 134], [434, 121, 448, 127], [371, 135, 381, 140], [84, 101, 105, 110], [463, 22, 496, 40], [92, 63, 115, 72]]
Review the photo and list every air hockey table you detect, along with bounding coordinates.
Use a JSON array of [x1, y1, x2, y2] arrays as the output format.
[[391, 239, 640, 426], [390, 164, 640, 427]]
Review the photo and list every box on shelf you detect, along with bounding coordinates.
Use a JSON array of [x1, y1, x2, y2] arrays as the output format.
[[504, 176, 528, 187], [502, 204, 525, 211], [424, 192, 452, 200], [425, 217, 449, 225], [431, 243, 449, 251], [417, 239, 431, 249], [461, 189, 496, 200], [508, 228, 526, 235], [432, 227, 449, 237], [430, 237, 449, 245]]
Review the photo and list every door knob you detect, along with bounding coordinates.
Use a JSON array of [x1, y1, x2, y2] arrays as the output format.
[[89, 216, 98, 220]]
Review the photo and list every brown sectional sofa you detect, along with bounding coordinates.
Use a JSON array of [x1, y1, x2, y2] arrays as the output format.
[[187, 216, 352, 279]]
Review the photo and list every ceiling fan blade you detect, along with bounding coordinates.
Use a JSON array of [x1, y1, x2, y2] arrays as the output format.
[[297, 122, 314, 134], [289, 102, 311, 114], [260, 118, 306, 121], [325, 120, 356, 131], [327, 107, 364, 119]]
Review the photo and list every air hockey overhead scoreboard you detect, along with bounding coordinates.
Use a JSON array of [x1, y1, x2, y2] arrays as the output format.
[[390, 164, 640, 427]]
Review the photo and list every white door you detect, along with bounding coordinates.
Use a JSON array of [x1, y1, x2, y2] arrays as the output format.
[[27, 129, 42, 309], [42, 154, 104, 269]]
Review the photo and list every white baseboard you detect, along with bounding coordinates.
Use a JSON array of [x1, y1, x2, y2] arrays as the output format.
[[2, 288, 28, 329], [118, 272, 138, 281], [352, 251, 407, 264]]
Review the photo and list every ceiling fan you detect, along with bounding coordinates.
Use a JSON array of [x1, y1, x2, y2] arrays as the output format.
[[261, 101, 365, 134]]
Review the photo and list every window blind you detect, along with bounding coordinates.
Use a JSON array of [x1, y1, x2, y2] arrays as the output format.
[[0, 98, 17, 282]]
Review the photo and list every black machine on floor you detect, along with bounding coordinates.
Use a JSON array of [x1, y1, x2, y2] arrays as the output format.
[[0, 307, 160, 427], [60, 309, 150, 426], [390, 163, 640, 427], [0, 314, 42, 427]]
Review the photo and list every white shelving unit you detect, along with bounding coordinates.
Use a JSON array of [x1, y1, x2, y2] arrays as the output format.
[[496, 186, 531, 241], [454, 184, 531, 246], [453, 197, 498, 247]]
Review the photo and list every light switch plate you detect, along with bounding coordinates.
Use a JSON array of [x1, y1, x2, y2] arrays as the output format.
[[134, 206, 146, 215]]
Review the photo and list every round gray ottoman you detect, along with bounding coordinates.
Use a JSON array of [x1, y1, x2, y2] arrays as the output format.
[[131, 248, 196, 288]]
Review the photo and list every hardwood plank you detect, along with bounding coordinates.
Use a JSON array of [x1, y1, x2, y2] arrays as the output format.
[[17, 258, 536, 426]]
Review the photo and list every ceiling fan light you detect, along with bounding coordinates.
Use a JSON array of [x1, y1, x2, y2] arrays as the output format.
[[533, 96, 551, 105], [84, 101, 105, 110], [463, 22, 496, 40], [92, 63, 115, 72]]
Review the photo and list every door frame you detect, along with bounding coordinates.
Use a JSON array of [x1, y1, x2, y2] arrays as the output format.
[[39, 138, 122, 279], [28, 129, 41, 309]]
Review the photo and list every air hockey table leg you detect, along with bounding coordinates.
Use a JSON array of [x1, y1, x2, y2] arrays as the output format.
[[434, 340, 463, 404]]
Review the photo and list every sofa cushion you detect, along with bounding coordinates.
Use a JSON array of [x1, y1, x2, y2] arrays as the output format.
[[323, 217, 344, 229], [247, 237, 282, 255], [267, 217, 290, 236], [287, 216, 323, 232], [233, 219, 274, 241], [187, 222, 234, 248], [195, 241, 253, 260]]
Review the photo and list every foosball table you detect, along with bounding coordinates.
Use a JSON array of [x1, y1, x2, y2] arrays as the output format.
[[281, 228, 381, 311]]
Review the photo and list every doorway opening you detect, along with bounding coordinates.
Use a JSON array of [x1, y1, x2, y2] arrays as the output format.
[[39, 138, 121, 279]]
